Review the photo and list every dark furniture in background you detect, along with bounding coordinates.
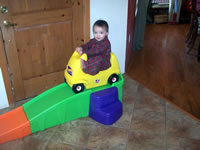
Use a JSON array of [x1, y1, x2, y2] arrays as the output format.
[[179, 0, 192, 23], [185, 0, 200, 62], [147, 2, 169, 24]]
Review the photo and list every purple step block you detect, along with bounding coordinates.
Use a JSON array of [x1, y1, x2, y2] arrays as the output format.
[[90, 101, 122, 125], [89, 87, 123, 125], [90, 87, 118, 108]]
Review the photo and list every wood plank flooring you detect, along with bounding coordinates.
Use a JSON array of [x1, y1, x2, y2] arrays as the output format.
[[126, 24, 200, 120]]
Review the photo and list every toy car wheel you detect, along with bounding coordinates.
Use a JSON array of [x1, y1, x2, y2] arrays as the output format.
[[108, 74, 119, 85], [72, 84, 84, 93]]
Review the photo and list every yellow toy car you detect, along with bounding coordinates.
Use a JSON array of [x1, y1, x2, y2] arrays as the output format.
[[64, 51, 120, 93]]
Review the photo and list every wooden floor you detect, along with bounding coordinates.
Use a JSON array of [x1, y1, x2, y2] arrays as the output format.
[[126, 24, 200, 120]]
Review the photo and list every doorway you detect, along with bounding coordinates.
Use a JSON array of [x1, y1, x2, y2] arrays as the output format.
[[126, 0, 200, 120]]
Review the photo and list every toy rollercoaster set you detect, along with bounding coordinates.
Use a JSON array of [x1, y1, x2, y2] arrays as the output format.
[[0, 51, 124, 144]]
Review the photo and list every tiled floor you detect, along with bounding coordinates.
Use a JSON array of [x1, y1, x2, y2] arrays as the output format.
[[1, 74, 200, 150]]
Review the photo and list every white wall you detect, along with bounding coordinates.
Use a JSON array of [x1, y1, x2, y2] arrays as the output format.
[[0, 68, 9, 109], [90, 0, 128, 73]]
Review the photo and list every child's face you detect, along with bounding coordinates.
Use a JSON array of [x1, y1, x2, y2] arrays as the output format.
[[93, 25, 108, 41]]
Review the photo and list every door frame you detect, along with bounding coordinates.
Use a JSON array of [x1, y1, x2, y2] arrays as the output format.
[[0, 28, 14, 104], [0, 0, 90, 104], [125, 0, 136, 71]]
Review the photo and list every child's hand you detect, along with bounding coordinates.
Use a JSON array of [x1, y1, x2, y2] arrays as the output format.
[[75, 47, 83, 55]]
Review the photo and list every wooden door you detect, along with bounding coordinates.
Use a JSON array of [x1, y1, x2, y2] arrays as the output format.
[[0, 0, 90, 101]]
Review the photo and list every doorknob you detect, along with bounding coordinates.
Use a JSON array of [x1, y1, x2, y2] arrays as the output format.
[[0, 6, 8, 14], [3, 20, 17, 27]]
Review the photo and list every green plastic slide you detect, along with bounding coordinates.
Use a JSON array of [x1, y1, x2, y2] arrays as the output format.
[[23, 74, 124, 133]]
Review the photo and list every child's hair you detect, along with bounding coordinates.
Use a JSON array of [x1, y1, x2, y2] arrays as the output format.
[[93, 20, 109, 32]]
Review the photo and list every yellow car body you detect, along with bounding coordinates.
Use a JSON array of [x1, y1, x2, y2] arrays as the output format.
[[64, 51, 120, 92]]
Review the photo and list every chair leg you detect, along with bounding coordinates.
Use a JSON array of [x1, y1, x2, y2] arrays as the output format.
[[187, 15, 198, 54], [187, 28, 197, 54], [187, 20, 198, 47], [198, 42, 200, 62], [187, 28, 196, 47], [185, 14, 195, 43]]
